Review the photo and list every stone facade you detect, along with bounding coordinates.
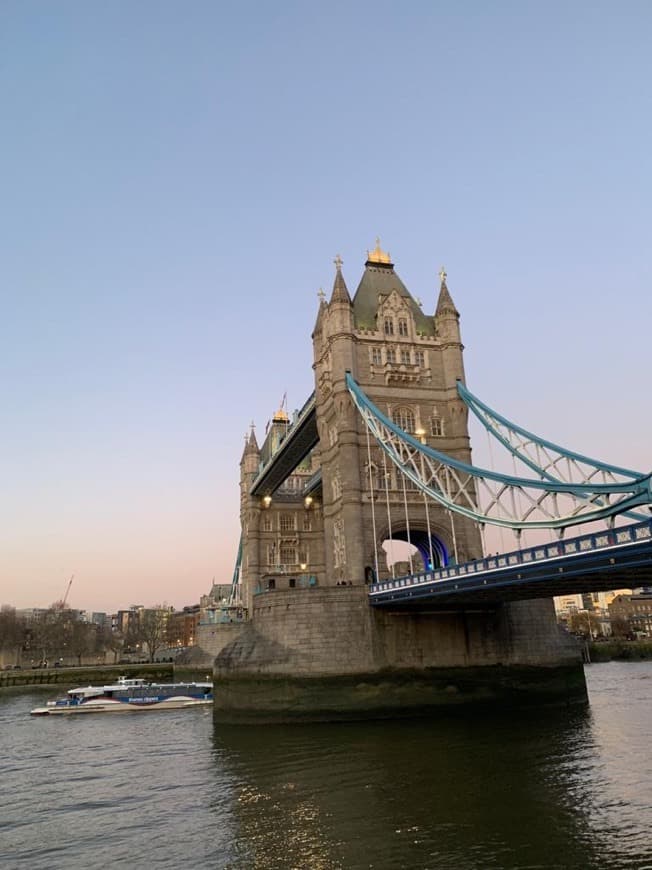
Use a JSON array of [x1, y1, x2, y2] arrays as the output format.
[[214, 587, 585, 721], [239, 245, 483, 610], [218, 244, 586, 721]]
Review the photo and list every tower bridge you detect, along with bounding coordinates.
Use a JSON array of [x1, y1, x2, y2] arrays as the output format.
[[213, 241, 652, 722]]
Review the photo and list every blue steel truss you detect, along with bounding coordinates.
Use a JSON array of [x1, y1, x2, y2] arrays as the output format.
[[345, 373, 652, 531]]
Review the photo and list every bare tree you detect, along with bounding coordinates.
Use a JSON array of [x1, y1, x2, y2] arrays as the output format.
[[139, 605, 170, 663], [568, 611, 601, 639], [99, 625, 125, 663], [0, 606, 27, 666], [68, 619, 95, 666]]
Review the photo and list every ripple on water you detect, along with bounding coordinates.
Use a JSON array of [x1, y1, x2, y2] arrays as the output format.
[[1, 669, 651, 869]]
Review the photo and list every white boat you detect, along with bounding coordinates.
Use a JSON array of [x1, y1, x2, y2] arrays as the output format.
[[30, 676, 213, 715]]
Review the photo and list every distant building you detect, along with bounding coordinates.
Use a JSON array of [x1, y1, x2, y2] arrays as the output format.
[[608, 593, 652, 637], [167, 605, 200, 648]]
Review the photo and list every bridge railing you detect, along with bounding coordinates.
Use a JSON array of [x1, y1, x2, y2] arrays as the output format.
[[369, 519, 652, 596]]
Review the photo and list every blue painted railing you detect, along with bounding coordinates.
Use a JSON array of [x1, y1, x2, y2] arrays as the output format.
[[369, 519, 652, 597]]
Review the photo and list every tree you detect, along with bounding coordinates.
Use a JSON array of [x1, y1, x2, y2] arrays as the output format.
[[139, 605, 170, 663], [31, 609, 69, 664], [99, 625, 124, 663], [0, 606, 27, 665], [68, 619, 94, 666], [611, 616, 630, 639], [568, 611, 601, 639]]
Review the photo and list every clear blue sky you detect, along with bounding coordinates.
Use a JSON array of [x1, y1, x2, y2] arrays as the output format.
[[2, 1, 651, 612]]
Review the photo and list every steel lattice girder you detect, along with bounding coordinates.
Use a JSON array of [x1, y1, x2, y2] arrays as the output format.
[[345, 373, 652, 531]]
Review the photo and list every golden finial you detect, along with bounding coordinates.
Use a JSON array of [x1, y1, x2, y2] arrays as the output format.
[[439, 266, 447, 285], [334, 254, 343, 271], [367, 237, 392, 264], [317, 287, 326, 303]]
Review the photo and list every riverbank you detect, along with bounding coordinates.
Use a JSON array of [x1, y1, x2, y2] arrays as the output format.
[[588, 640, 652, 662], [0, 661, 212, 689]]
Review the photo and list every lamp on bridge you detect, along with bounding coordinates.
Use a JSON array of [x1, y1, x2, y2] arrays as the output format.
[[262, 495, 272, 508], [415, 427, 427, 445], [304, 495, 313, 509]]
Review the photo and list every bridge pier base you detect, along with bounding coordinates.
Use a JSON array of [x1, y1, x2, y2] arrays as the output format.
[[213, 588, 587, 723]]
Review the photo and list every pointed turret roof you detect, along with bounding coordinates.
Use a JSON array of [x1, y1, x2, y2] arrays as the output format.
[[312, 288, 327, 337], [241, 424, 259, 460], [352, 239, 435, 336], [435, 267, 459, 318], [329, 255, 351, 304]]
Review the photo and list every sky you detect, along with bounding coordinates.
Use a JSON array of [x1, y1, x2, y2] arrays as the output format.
[[1, 1, 651, 613]]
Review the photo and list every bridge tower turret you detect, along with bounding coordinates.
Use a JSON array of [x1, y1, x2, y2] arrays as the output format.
[[313, 241, 483, 584], [313, 256, 367, 584], [239, 426, 261, 611]]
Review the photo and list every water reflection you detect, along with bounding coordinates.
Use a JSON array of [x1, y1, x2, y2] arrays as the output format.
[[212, 704, 636, 870]]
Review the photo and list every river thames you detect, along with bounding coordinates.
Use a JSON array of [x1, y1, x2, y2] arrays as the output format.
[[1, 661, 650, 869]]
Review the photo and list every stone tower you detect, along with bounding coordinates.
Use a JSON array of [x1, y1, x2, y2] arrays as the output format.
[[215, 242, 586, 722], [312, 241, 483, 586]]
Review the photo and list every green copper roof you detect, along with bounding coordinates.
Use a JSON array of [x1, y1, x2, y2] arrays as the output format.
[[351, 261, 435, 336]]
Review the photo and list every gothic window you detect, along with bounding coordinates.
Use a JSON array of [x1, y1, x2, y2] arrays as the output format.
[[280, 513, 296, 532], [400, 349, 411, 365], [303, 514, 312, 531], [263, 515, 273, 532], [333, 519, 346, 568], [332, 474, 341, 501], [371, 347, 382, 365], [267, 544, 277, 566], [398, 318, 408, 336], [386, 348, 396, 364], [415, 350, 425, 367], [431, 417, 444, 437], [376, 465, 391, 490], [280, 544, 296, 565], [393, 407, 415, 433], [384, 318, 394, 336]]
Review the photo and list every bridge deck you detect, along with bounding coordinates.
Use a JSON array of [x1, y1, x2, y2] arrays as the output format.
[[370, 520, 652, 608]]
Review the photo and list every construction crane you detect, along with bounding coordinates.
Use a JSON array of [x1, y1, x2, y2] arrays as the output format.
[[54, 575, 74, 610]]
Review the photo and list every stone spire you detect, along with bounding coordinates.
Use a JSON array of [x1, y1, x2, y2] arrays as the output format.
[[241, 422, 259, 460], [435, 266, 459, 318], [329, 254, 351, 305], [312, 287, 327, 337]]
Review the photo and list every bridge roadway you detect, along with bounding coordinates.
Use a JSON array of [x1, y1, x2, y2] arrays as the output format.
[[369, 519, 652, 609], [250, 393, 317, 497]]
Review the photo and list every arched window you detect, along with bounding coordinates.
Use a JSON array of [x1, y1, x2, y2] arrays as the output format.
[[398, 318, 408, 336], [384, 318, 394, 336], [392, 407, 415, 433]]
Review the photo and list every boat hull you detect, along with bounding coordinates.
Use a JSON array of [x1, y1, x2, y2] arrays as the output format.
[[31, 696, 212, 715]]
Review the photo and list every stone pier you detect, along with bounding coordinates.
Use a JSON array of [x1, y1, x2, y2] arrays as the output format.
[[214, 587, 586, 722]]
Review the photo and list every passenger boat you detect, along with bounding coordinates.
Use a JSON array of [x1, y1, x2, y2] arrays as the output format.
[[30, 676, 213, 715]]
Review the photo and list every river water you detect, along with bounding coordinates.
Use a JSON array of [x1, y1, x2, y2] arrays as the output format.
[[1, 662, 650, 869]]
